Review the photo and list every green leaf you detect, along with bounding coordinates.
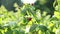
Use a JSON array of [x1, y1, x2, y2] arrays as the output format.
[[39, 25, 48, 32], [13, 30, 19, 34], [5, 30, 13, 34], [19, 30, 25, 34], [29, 24, 38, 32]]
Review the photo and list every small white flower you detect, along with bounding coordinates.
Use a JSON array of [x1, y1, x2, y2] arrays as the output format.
[[56, 29, 60, 34], [52, 15, 55, 17], [25, 26, 30, 33], [36, 11, 41, 19], [4, 24, 8, 26], [21, 0, 36, 4]]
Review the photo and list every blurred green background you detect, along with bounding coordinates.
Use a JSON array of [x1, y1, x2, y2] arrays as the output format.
[[0, 0, 60, 34]]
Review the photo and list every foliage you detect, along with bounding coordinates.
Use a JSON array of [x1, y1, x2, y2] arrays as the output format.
[[0, 0, 59, 34]]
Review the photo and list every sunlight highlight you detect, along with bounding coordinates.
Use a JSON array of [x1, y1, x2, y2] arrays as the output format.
[[21, 0, 36, 4]]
